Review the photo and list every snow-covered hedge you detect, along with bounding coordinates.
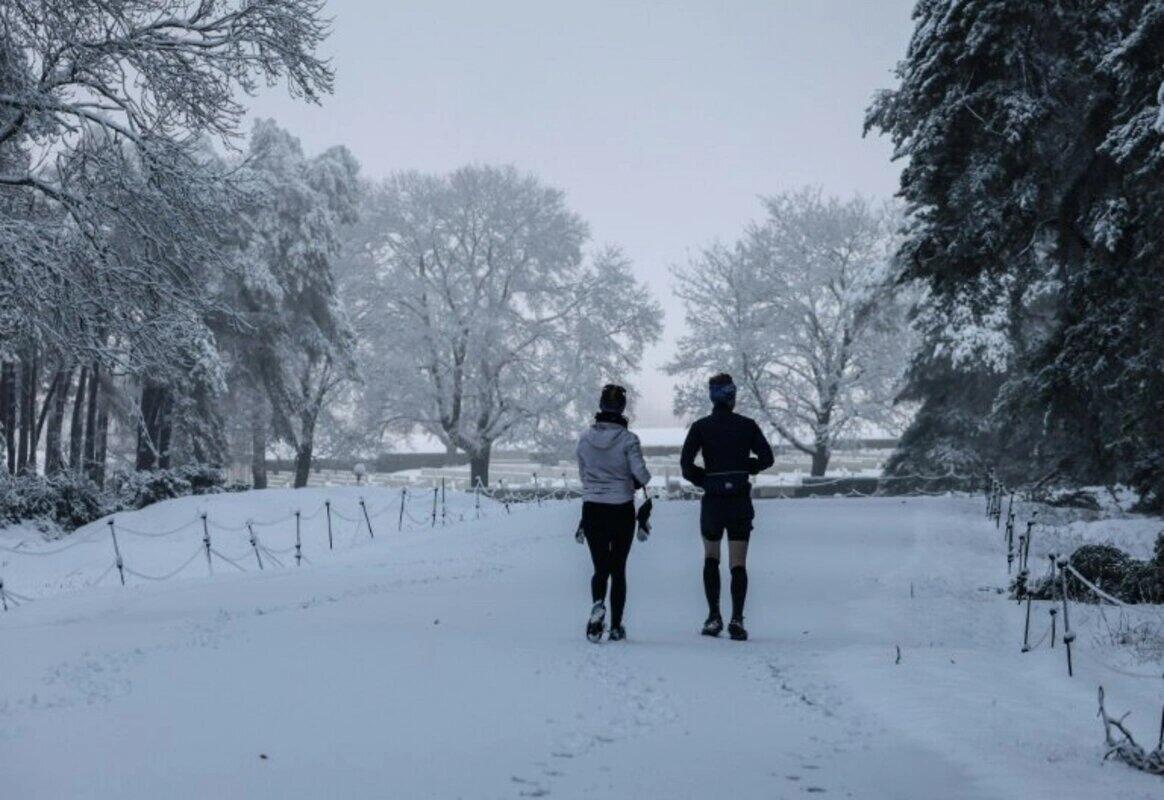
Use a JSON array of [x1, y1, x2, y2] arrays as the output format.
[[0, 467, 247, 532]]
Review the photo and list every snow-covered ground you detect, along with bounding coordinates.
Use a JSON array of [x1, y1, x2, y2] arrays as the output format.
[[2, 491, 1161, 799]]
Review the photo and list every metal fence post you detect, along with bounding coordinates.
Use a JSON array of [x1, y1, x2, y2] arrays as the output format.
[[294, 511, 302, 567], [1057, 555, 1074, 676], [108, 520, 126, 586], [360, 498, 374, 540], [247, 522, 264, 570], [201, 513, 213, 576]]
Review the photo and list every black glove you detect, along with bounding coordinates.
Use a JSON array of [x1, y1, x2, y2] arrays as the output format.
[[636, 497, 653, 541], [575, 519, 585, 544]]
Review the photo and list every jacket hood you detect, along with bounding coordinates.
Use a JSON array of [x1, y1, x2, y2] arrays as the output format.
[[582, 422, 626, 450]]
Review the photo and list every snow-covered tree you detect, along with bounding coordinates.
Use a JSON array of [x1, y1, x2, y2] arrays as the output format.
[[340, 166, 662, 486], [0, 0, 333, 482], [227, 120, 361, 489], [867, 0, 1164, 504], [668, 190, 912, 476]]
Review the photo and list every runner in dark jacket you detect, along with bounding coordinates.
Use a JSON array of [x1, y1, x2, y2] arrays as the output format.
[[679, 373, 774, 641]]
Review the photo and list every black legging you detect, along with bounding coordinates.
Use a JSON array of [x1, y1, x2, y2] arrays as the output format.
[[582, 501, 635, 628]]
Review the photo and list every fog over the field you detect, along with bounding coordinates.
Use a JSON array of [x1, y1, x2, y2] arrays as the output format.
[[244, 0, 915, 425]]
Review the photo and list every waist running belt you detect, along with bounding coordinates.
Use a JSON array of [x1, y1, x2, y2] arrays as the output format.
[[702, 471, 750, 497]]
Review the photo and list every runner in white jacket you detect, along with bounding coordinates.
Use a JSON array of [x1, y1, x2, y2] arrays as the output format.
[[575, 384, 652, 642]]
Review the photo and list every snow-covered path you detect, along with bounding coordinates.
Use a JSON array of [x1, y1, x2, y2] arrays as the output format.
[[2, 495, 1160, 799]]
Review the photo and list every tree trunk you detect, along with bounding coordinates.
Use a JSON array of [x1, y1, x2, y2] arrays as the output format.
[[26, 353, 39, 473], [810, 408, 833, 477], [157, 391, 173, 470], [136, 381, 162, 470], [251, 403, 268, 489], [17, 354, 35, 473], [83, 362, 100, 482], [136, 380, 174, 470], [44, 367, 72, 474], [292, 404, 320, 489], [16, 359, 27, 472], [469, 440, 492, 488], [68, 366, 88, 472], [1, 361, 15, 474], [93, 390, 110, 488], [293, 441, 312, 488], [810, 443, 830, 477]]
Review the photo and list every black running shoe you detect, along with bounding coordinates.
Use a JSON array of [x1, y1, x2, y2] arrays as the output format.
[[701, 612, 723, 637], [586, 601, 606, 643], [608, 625, 626, 642], [728, 617, 748, 641]]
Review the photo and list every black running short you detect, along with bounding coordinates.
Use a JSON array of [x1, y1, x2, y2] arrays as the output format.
[[700, 495, 754, 542]]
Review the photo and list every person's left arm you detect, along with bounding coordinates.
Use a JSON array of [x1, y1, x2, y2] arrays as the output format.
[[748, 420, 775, 475]]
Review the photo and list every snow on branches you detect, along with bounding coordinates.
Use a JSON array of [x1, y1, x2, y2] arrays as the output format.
[[338, 165, 662, 486], [668, 189, 913, 475]]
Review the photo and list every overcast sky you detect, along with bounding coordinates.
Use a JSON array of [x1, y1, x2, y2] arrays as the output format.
[[246, 0, 918, 426]]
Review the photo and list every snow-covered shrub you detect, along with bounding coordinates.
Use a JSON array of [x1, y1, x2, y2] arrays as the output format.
[[1119, 562, 1164, 605], [1027, 541, 1164, 605], [1044, 489, 1101, 512], [177, 464, 245, 496], [114, 465, 247, 510], [115, 469, 193, 510], [0, 473, 109, 530], [1071, 544, 1135, 591]]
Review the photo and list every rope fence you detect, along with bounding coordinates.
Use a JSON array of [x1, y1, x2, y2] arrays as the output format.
[[984, 476, 1164, 778], [0, 479, 584, 610], [0, 470, 985, 613]]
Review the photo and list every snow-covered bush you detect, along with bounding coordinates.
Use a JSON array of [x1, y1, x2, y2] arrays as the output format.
[[178, 465, 247, 496], [1071, 545, 1136, 591], [0, 473, 109, 531], [1044, 489, 1101, 512], [1, 467, 248, 532], [114, 466, 245, 511], [1026, 539, 1164, 605], [115, 470, 194, 510]]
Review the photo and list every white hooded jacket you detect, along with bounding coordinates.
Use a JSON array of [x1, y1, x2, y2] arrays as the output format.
[[575, 421, 651, 504]]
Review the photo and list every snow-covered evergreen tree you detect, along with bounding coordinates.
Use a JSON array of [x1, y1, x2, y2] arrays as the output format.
[[228, 120, 361, 489], [868, 0, 1164, 505]]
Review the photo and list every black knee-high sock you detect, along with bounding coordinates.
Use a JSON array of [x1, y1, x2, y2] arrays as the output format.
[[730, 566, 748, 621], [610, 568, 626, 627], [703, 557, 721, 616]]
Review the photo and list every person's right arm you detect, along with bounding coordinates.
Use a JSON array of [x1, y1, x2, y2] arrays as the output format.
[[679, 421, 705, 487]]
